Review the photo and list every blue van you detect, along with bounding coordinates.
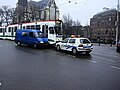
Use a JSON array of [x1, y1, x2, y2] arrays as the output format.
[[15, 29, 48, 48]]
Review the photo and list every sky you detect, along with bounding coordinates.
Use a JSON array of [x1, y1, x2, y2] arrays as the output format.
[[0, 0, 117, 26]]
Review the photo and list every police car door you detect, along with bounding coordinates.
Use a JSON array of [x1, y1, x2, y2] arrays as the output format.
[[60, 38, 69, 50], [66, 38, 76, 51]]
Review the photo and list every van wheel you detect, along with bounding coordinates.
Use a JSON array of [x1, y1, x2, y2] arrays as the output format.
[[33, 43, 37, 48], [72, 48, 77, 55], [17, 41, 21, 46]]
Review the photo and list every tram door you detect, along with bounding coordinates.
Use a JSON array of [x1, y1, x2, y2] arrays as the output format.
[[3, 28, 6, 36], [48, 26, 56, 42], [42, 25, 48, 38], [11, 27, 14, 37]]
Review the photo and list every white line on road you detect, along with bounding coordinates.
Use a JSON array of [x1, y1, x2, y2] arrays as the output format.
[[110, 66, 120, 70], [0, 82, 1, 86], [87, 60, 97, 63]]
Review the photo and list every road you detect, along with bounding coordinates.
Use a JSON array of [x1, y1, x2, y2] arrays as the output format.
[[0, 40, 120, 90]]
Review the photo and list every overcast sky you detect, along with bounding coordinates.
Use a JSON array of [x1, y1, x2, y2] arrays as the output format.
[[0, 0, 117, 25]]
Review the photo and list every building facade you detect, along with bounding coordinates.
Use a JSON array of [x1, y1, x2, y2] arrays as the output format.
[[83, 25, 91, 39], [15, 0, 60, 23], [90, 9, 120, 43]]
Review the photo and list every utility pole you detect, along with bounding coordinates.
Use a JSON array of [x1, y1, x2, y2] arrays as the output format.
[[116, 0, 119, 45], [55, 5, 56, 26]]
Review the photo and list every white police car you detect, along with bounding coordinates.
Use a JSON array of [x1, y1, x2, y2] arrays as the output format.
[[56, 35, 93, 54]]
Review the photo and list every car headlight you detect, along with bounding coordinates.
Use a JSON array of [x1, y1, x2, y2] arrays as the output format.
[[40, 41, 44, 43]]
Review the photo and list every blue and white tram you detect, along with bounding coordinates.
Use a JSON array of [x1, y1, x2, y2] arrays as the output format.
[[6, 24, 18, 40], [0, 20, 63, 44], [0, 24, 18, 40]]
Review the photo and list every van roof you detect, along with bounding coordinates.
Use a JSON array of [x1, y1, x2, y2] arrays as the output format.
[[17, 29, 42, 32]]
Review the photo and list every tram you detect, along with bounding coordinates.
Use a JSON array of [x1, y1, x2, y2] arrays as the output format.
[[0, 20, 63, 44]]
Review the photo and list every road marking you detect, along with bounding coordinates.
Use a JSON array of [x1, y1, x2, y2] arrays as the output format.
[[0, 82, 1, 86], [110, 66, 120, 70], [87, 60, 97, 63]]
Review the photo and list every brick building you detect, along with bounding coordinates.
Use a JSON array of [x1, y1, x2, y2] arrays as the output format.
[[90, 9, 120, 43]]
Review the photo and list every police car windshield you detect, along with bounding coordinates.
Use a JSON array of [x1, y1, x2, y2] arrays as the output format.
[[34, 32, 45, 38]]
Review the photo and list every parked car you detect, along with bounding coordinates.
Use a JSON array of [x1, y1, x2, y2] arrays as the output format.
[[116, 40, 120, 52], [56, 35, 93, 55], [15, 29, 48, 48]]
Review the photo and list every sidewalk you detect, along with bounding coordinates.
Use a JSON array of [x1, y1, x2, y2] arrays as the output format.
[[92, 43, 118, 55], [93, 43, 116, 47]]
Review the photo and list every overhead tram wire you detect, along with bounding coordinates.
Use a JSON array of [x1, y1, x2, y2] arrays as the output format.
[[57, 0, 87, 7], [57, 0, 78, 6]]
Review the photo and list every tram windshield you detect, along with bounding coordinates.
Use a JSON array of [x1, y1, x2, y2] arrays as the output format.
[[54, 26, 62, 35]]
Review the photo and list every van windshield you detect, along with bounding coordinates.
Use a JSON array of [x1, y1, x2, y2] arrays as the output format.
[[34, 32, 45, 38]]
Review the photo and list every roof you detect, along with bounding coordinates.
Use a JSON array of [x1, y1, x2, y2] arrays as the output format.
[[30, 0, 50, 9], [17, 29, 41, 32], [18, 0, 27, 6], [92, 9, 117, 19]]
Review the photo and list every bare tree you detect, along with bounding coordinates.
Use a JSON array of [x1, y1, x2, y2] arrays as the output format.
[[62, 14, 83, 37], [0, 5, 15, 26], [62, 14, 73, 36], [8, 8, 16, 24], [73, 20, 81, 26], [62, 14, 73, 26]]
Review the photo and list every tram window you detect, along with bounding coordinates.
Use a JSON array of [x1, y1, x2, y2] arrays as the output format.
[[49, 27, 54, 34], [42, 25, 45, 33], [14, 27, 17, 32], [0, 29, 2, 33], [5, 28, 6, 32], [31, 25, 35, 29], [26, 26, 30, 29], [46, 25, 48, 30], [23, 26, 26, 29], [8, 27, 11, 32], [54, 26, 61, 34], [46, 25, 48, 33], [36, 25, 41, 30]]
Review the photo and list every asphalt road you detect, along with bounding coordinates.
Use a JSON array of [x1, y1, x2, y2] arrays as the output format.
[[0, 40, 120, 90]]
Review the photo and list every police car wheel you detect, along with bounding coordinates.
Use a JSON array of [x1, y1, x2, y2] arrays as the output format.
[[57, 45, 61, 51], [33, 43, 37, 48], [72, 48, 77, 55], [17, 41, 21, 46]]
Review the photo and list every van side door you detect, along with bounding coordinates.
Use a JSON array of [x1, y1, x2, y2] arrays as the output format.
[[28, 32, 35, 46], [21, 32, 28, 44]]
